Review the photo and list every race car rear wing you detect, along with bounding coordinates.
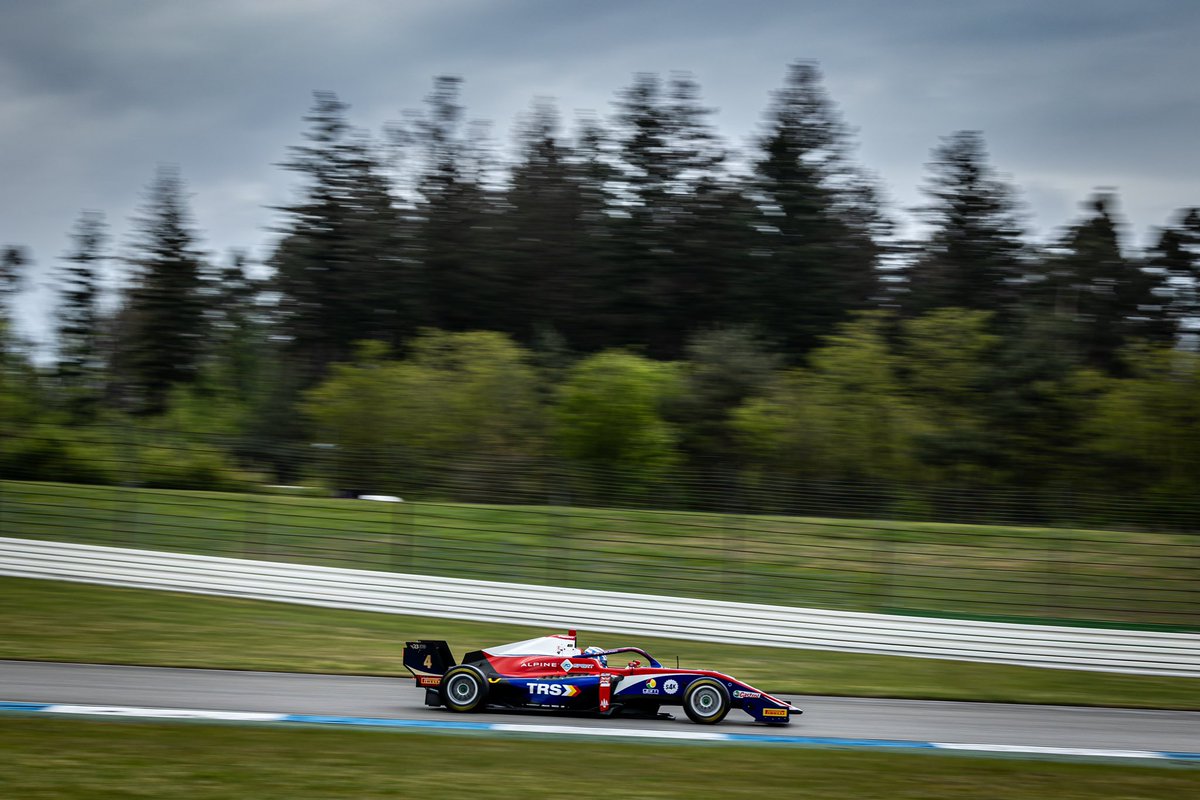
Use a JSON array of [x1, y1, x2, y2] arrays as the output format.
[[404, 640, 456, 687]]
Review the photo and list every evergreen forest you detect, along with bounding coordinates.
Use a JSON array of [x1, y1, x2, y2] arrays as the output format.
[[2, 63, 1199, 529]]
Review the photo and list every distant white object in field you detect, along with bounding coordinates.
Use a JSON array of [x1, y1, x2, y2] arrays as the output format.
[[359, 494, 403, 503]]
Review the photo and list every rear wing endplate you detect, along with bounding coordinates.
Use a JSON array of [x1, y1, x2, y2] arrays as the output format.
[[404, 640, 456, 687]]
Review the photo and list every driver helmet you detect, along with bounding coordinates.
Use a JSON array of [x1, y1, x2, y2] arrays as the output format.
[[582, 646, 608, 667]]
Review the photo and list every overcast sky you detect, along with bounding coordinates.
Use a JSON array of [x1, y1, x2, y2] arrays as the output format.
[[3, 0, 1198, 351]]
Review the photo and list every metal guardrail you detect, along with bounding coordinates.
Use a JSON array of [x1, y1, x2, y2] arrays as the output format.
[[4, 536, 1198, 678]]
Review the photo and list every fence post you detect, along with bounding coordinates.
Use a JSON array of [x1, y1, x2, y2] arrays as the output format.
[[123, 420, 139, 549], [721, 466, 740, 602], [547, 459, 571, 586], [243, 486, 255, 560], [875, 529, 894, 613], [1058, 531, 1074, 620], [405, 493, 416, 573], [388, 496, 413, 574]]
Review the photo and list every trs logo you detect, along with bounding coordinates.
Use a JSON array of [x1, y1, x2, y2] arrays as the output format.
[[529, 683, 580, 698]]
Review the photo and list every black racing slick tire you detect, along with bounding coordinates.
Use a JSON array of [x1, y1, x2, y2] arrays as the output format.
[[440, 666, 488, 712], [682, 678, 730, 725]]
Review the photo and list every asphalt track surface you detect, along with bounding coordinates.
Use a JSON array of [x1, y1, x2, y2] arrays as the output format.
[[3, 660, 1198, 753]]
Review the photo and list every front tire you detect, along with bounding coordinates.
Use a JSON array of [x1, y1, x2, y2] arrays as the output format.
[[440, 666, 488, 712], [682, 678, 730, 724]]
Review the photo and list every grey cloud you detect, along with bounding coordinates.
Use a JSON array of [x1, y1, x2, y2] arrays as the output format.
[[3, 0, 1198, 348]]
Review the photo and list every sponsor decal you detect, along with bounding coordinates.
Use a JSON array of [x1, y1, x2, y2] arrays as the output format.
[[524, 660, 561, 669], [663, 679, 679, 695], [763, 708, 788, 718], [647, 679, 657, 689], [409, 642, 427, 650], [529, 683, 581, 698], [643, 688, 660, 695], [416, 676, 441, 687], [642, 679, 660, 695], [732, 690, 761, 700]]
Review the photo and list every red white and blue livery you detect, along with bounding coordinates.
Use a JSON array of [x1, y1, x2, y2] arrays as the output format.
[[404, 630, 801, 725]]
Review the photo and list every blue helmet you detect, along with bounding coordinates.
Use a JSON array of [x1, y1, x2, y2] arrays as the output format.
[[582, 646, 607, 667]]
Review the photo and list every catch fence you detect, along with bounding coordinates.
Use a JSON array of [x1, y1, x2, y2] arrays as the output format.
[[1, 477, 1196, 631]]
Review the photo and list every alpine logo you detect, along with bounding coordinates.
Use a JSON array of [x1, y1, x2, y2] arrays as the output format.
[[530, 683, 580, 698]]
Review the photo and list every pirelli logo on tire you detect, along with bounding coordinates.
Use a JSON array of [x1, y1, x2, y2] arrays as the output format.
[[763, 708, 788, 718]]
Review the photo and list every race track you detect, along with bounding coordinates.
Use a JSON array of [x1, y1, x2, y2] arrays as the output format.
[[3, 660, 1198, 754]]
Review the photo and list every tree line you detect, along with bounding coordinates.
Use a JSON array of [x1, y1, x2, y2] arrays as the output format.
[[1, 62, 1198, 524]]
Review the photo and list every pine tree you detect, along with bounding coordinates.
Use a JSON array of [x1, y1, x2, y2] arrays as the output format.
[[0, 245, 26, 297], [906, 131, 1027, 317], [498, 101, 592, 342], [56, 211, 107, 416], [1185, 209, 1200, 337], [1046, 194, 1164, 373], [1146, 208, 1200, 340], [0, 245, 27, 346], [0, 245, 30, 366], [409, 76, 504, 333], [115, 166, 209, 414], [0, 245, 42, 453], [556, 113, 625, 352], [751, 61, 883, 358], [608, 72, 734, 358], [271, 92, 415, 384], [204, 249, 266, 404]]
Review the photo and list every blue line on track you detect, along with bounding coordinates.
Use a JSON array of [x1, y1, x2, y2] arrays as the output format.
[[285, 714, 495, 731], [0, 702, 49, 712], [2, 703, 1198, 763], [723, 733, 939, 748]]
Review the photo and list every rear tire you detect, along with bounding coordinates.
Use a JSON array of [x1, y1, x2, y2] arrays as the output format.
[[440, 666, 488, 712], [682, 678, 730, 724]]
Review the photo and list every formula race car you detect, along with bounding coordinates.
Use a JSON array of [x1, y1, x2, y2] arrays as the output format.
[[403, 630, 801, 725]]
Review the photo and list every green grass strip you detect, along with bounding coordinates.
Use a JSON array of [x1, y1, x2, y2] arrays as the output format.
[[2, 717, 1197, 799], [3, 577, 1197, 710]]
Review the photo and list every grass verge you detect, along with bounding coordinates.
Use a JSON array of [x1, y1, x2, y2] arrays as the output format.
[[3, 577, 1198, 709], [2, 717, 1196, 799]]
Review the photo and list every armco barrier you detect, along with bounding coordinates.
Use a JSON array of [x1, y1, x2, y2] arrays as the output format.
[[3, 536, 1198, 677]]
